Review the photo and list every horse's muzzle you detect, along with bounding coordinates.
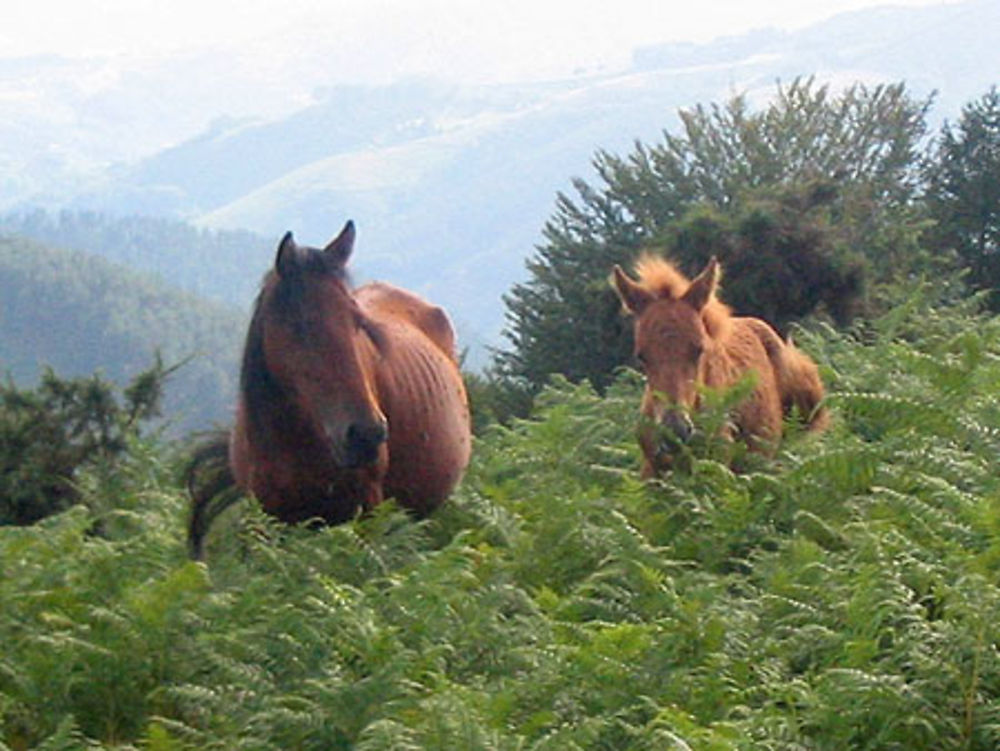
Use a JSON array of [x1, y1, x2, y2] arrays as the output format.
[[344, 420, 388, 468], [661, 410, 694, 447]]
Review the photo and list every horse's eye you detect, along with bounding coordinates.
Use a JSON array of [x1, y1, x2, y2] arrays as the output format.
[[690, 343, 705, 361], [635, 352, 648, 372]]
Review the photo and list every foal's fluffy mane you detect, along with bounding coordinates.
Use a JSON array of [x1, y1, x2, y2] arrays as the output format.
[[633, 253, 732, 339]]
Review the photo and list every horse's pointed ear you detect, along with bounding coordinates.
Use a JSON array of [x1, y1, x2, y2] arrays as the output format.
[[324, 220, 356, 265], [275, 231, 298, 277], [682, 256, 721, 311], [610, 265, 653, 314]]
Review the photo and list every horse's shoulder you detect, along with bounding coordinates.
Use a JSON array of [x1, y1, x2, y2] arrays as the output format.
[[356, 282, 457, 359]]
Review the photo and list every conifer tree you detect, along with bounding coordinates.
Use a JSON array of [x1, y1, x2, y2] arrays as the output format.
[[925, 86, 1000, 308], [0, 360, 167, 525]]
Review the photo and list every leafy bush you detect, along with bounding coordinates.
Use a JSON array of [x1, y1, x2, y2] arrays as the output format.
[[3, 297, 1000, 749]]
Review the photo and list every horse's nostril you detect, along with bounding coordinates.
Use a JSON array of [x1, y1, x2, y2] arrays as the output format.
[[663, 411, 694, 443], [345, 420, 388, 466], [347, 421, 388, 446]]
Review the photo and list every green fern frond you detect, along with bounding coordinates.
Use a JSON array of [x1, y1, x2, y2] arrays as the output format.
[[354, 718, 423, 751], [33, 715, 102, 751], [831, 391, 960, 440]]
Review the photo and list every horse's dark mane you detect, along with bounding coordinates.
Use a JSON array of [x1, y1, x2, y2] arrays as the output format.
[[240, 290, 287, 441]]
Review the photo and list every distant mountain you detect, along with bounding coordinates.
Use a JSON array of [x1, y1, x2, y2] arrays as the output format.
[[0, 235, 245, 433], [2, 0, 997, 364]]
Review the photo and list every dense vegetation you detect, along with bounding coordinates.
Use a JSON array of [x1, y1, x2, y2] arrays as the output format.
[[0, 235, 244, 433], [924, 86, 1000, 310], [3, 295, 1000, 748]]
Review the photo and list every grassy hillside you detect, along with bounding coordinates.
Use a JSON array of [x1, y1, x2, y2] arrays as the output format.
[[0, 234, 245, 433], [3, 293, 1000, 749]]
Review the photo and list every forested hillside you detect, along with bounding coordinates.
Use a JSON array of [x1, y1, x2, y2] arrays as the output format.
[[0, 211, 272, 307], [0, 235, 244, 432]]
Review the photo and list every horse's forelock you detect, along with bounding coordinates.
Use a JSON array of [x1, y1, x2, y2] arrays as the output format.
[[634, 254, 732, 339], [634, 254, 689, 300]]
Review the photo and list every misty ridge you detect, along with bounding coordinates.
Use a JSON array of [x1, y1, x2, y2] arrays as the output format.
[[0, 0, 996, 370]]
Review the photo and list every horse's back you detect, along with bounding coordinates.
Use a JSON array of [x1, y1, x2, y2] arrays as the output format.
[[359, 283, 471, 513], [720, 318, 785, 446], [356, 282, 458, 360]]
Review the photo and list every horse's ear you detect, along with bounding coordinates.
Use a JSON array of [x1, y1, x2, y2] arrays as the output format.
[[682, 256, 721, 312], [324, 220, 356, 265], [610, 265, 654, 314], [275, 231, 298, 277]]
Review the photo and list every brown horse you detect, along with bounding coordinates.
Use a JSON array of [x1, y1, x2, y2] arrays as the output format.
[[188, 221, 471, 558], [610, 254, 828, 477]]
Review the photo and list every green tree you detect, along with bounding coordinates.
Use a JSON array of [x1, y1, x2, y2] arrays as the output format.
[[0, 360, 167, 525], [496, 78, 931, 395], [665, 181, 865, 330], [924, 86, 1000, 308]]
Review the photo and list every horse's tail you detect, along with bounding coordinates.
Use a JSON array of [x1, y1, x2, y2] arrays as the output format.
[[184, 430, 241, 560], [779, 338, 829, 432], [745, 319, 829, 433]]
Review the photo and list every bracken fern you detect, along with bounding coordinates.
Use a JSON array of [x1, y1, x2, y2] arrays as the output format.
[[4, 298, 1000, 748]]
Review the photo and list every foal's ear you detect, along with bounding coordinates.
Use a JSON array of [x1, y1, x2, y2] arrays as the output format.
[[610, 265, 654, 314], [324, 220, 356, 265], [275, 231, 299, 277], [682, 256, 720, 311]]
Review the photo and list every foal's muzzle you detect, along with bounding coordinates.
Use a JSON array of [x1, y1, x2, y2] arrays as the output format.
[[660, 410, 694, 447]]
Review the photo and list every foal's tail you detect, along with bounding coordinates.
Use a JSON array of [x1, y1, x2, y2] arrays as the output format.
[[185, 430, 241, 560], [746, 318, 830, 433], [779, 339, 830, 433]]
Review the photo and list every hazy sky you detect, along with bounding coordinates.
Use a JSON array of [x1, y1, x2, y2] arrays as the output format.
[[4, 0, 962, 82]]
